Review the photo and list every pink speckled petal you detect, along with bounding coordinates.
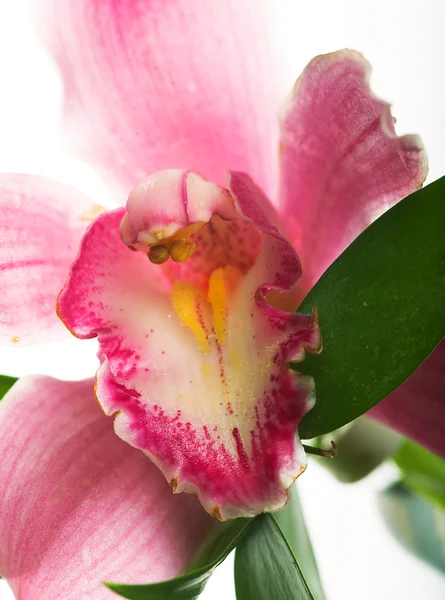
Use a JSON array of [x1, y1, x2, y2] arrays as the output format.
[[38, 0, 292, 199], [0, 376, 212, 600], [58, 171, 320, 519], [370, 341, 445, 459], [279, 50, 428, 299], [0, 174, 95, 345]]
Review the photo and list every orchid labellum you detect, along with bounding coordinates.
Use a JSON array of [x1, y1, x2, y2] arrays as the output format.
[[58, 168, 321, 520], [0, 1, 441, 598]]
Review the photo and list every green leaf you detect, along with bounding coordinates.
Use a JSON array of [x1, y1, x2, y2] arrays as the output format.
[[297, 177, 445, 439], [0, 375, 17, 400], [234, 514, 314, 600], [274, 491, 326, 600], [106, 518, 251, 599], [379, 481, 445, 574], [394, 439, 445, 509]]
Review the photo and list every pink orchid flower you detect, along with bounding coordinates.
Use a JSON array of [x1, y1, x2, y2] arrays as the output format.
[[0, 1, 443, 597]]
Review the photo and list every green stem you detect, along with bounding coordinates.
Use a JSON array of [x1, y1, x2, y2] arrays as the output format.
[[303, 441, 337, 459]]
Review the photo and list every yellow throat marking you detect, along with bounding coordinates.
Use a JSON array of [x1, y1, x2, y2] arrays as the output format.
[[171, 266, 241, 351], [171, 281, 210, 352]]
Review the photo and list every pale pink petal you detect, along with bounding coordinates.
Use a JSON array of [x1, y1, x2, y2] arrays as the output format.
[[58, 171, 320, 520], [0, 174, 98, 345], [0, 376, 212, 599], [38, 0, 292, 199], [279, 50, 428, 299], [120, 169, 239, 247], [369, 341, 445, 459]]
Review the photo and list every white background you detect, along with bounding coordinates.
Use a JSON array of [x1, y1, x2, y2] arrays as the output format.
[[0, 0, 444, 598]]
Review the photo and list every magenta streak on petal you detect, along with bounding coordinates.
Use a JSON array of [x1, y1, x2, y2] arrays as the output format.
[[232, 427, 251, 471], [0, 259, 48, 272], [181, 169, 190, 215]]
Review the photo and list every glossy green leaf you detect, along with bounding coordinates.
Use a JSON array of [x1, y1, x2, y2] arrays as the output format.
[[234, 514, 314, 600], [296, 177, 445, 439], [379, 481, 445, 574], [107, 518, 251, 600], [274, 491, 326, 600], [394, 439, 445, 509], [0, 375, 17, 400]]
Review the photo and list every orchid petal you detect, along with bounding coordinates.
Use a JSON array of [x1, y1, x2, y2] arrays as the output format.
[[0, 174, 95, 345], [370, 341, 445, 459], [279, 50, 428, 299], [38, 0, 292, 199], [0, 376, 212, 599], [58, 170, 320, 520]]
